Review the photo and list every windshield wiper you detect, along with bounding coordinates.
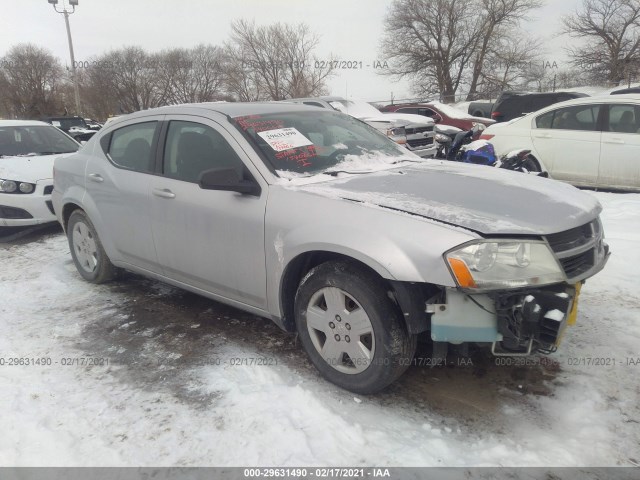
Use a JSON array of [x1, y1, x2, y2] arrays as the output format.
[[323, 169, 377, 176], [36, 151, 76, 155]]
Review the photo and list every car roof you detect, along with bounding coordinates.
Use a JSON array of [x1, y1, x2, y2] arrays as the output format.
[[0, 120, 53, 127], [113, 102, 330, 124]]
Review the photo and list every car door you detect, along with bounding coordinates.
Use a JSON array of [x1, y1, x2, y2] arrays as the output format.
[[598, 103, 640, 189], [531, 104, 602, 186], [149, 116, 268, 309], [85, 117, 162, 272]]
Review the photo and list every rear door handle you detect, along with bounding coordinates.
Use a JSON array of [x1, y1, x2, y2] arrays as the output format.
[[533, 132, 551, 138], [88, 173, 104, 183], [152, 188, 176, 199], [603, 138, 625, 144]]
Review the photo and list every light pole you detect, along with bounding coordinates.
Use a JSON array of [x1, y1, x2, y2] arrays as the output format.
[[48, 0, 81, 116]]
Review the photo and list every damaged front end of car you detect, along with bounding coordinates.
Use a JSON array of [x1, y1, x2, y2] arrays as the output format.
[[423, 218, 610, 356]]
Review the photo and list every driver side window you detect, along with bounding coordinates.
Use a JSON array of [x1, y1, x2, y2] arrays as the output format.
[[163, 121, 246, 183]]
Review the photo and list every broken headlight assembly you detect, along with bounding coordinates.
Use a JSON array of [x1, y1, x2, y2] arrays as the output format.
[[445, 240, 565, 291]]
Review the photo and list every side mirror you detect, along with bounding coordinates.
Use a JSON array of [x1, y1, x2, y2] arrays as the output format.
[[199, 167, 261, 196]]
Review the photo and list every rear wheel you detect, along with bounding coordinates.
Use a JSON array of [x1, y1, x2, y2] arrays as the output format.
[[294, 261, 417, 394], [67, 210, 117, 283]]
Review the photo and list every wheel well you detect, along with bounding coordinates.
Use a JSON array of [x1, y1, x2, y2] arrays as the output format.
[[279, 252, 386, 332], [279, 251, 436, 335], [62, 203, 83, 231], [472, 110, 484, 117]]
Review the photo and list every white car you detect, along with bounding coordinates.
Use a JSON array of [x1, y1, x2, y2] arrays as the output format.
[[0, 120, 79, 228], [481, 94, 640, 190], [284, 97, 437, 157]]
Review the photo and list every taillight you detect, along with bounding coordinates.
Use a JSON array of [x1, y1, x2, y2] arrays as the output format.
[[479, 134, 494, 140], [491, 111, 501, 119]]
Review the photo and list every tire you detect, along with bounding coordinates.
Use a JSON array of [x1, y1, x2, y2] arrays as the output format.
[[522, 155, 541, 173], [294, 261, 417, 394], [67, 210, 117, 283]]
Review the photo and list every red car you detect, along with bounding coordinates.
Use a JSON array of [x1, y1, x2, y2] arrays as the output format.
[[380, 102, 495, 131]]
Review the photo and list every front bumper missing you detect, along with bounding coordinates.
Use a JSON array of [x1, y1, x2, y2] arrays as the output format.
[[427, 284, 580, 356]]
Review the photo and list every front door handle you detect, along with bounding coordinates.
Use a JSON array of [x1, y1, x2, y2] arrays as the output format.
[[533, 132, 551, 138], [152, 188, 176, 199], [603, 138, 625, 144], [88, 173, 104, 183]]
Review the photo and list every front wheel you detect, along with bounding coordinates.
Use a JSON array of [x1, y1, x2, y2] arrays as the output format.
[[294, 261, 416, 394], [67, 210, 118, 283]]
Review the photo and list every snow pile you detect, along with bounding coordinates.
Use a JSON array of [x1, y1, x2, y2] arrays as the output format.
[[0, 192, 638, 467]]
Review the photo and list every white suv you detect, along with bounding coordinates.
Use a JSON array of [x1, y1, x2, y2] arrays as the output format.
[[481, 94, 640, 191]]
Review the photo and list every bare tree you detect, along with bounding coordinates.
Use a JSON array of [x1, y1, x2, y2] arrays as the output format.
[[466, 0, 543, 99], [226, 19, 333, 101], [381, 0, 481, 102], [83, 47, 165, 115], [156, 45, 227, 104], [478, 34, 543, 93], [0, 44, 64, 118], [380, 0, 542, 102], [563, 0, 640, 85]]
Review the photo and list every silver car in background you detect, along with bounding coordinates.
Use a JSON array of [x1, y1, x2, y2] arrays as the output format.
[[52, 103, 609, 393]]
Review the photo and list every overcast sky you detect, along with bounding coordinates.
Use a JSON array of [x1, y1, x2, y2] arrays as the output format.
[[2, 0, 583, 102]]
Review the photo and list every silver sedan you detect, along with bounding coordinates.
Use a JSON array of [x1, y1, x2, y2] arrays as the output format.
[[52, 102, 609, 393]]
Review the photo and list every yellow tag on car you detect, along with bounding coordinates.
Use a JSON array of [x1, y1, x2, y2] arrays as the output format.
[[567, 283, 582, 326]]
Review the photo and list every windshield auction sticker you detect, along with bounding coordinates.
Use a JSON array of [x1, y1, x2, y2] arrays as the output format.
[[258, 128, 314, 152]]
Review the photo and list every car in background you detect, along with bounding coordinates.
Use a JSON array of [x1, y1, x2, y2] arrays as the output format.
[[84, 118, 104, 130], [610, 87, 640, 95], [40, 116, 98, 142], [380, 101, 495, 131], [284, 96, 436, 157], [0, 120, 79, 228], [53, 102, 609, 393], [481, 94, 640, 190], [490, 91, 588, 123], [468, 100, 495, 118]]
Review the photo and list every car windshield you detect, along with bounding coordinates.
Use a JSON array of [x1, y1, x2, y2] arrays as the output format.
[[232, 110, 416, 176], [0, 125, 80, 157]]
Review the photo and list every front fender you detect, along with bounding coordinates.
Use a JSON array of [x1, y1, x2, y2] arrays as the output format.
[[265, 187, 478, 317]]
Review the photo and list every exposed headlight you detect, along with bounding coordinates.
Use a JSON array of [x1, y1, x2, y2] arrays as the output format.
[[445, 240, 565, 291], [0, 179, 36, 194], [386, 127, 407, 145]]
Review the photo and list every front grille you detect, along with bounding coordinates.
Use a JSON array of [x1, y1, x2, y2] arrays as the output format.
[[559, 250, 594, 279], [546, 223, 593, 251], [46, 200, 55, 215], [405, 126, 434, 135], [545, 220, 606, 281], [44, 185, 54, 195], [407, 137, 434, 148], [0, 205, 33, 219]]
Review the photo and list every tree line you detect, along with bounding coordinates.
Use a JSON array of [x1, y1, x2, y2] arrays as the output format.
[[1, 0, 639, 120], [0, 20, 334, 120]]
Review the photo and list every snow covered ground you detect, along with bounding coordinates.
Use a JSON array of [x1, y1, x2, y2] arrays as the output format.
[[0, 192, 638, 467]]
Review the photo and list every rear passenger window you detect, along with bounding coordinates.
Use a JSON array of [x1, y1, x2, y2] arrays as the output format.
[[163, 121, 246, 183], [108, 122, 157, 172], [536, 105, 601, 131], [607, 105, 639, 134]]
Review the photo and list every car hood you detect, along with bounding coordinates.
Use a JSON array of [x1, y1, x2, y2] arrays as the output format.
[[0, 154, 64, 182], [355, 113, 434, 129], [296, 161, 601, 235]]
